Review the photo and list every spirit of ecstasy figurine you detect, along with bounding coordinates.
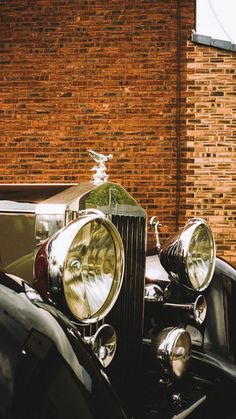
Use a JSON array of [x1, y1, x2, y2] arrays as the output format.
[[88, 149, 113, 185]]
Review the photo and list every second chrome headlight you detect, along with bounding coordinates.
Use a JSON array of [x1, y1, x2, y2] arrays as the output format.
[[34, 210, 124, 323], [160, 218, 216, 291]]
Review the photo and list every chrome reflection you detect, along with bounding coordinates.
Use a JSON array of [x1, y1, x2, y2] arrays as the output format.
[[149, 216, 162, 254], [163, 295, 207, 325], [35, 210, 124, 323], [88, 149, 113, 185], [64, 220, 116, 320], [152, 327, 191, 378], [144, 284, 164, 302], [160, 218, 216, 291], [187, 222, 215, 290], [85, 324, 117, 368]]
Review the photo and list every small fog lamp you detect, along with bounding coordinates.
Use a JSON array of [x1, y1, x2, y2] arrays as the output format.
[[85, 324, 117, 368], [152, 327, 191, 378], [163, 294, 207, 325], [192, 294, 207, 325]]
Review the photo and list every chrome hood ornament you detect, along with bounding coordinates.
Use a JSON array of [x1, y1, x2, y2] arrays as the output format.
[[88, 149, 113, 185]]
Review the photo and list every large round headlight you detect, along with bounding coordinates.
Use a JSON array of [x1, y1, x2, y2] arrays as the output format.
[[34, 210, 124, 323], [160, 218, 216, 291], [152, 327, 191, 378]]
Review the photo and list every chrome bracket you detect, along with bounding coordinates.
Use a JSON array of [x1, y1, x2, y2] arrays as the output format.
[[150, 216, 162, 253]]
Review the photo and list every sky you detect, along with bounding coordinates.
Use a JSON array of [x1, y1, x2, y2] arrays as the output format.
[[196, 0, 236, 44]]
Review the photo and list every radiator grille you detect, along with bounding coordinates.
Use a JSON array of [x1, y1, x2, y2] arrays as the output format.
[[107, 214, 146, 407], [77, 212, 146, 412]]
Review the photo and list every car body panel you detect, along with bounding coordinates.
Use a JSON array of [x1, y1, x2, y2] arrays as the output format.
[[0, 270, 127, 419]]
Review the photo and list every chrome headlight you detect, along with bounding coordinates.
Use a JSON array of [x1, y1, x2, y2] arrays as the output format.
[[160, 218, 216, 291], [34, 210, 124, 323], [85, 324, 117, 368], [152, 327, 191, 378]]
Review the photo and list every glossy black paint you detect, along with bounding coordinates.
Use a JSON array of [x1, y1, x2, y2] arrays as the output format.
[[1, 246, 236, 418], [0, 271, 127, 419], [204, 257, 236, 361], [143, 254, 236, 418]]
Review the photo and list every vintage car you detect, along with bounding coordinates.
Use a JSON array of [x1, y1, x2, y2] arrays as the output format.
[[0, 150, 236, 419]]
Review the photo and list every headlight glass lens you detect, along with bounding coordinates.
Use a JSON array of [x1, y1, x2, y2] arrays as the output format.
[[64, 220, 118, 321], [160, 218, 216, 291], [187, 222, 215, 291], [35, 211, 124, 323], [171, 329, 191, 377]]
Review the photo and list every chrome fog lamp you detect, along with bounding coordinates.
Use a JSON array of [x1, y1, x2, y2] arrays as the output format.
[[160, 218, 216, 291], [152, 327, 191, 378], [34, 210, 124, 323], [163, 295, 207, 325], [85, 324, 117, 368], [144, 284, 164, 302], [192, 294, 207, 324]]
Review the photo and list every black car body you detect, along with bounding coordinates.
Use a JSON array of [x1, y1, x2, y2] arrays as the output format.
[[1, 154, 236, 418], [0, 270, 127, 419]]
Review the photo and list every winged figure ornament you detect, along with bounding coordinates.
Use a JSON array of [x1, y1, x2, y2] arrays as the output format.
[[88, 149, 113, 185]]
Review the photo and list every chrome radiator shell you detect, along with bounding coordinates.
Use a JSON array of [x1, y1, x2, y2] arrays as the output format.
[[0, 183, 146, 341]]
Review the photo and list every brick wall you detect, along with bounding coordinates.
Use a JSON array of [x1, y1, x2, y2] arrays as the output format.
[[185, 42, 236, 266], [0, 0, 195, 250], [1, 1, 234, 264]]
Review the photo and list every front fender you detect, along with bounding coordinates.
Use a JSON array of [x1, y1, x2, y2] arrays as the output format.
[[0, 271, 127, 419], [203, 258, 236, 361]]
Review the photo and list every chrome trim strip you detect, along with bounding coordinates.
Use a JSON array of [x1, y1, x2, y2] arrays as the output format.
[[172, 395, 206, 419]]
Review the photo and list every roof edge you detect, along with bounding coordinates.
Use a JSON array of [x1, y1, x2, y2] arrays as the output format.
[[192, 33, 236, 53]]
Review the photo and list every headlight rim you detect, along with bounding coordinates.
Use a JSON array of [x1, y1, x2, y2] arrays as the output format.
[[182, 218, 216, 291], [35, 210, 125, 324]]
